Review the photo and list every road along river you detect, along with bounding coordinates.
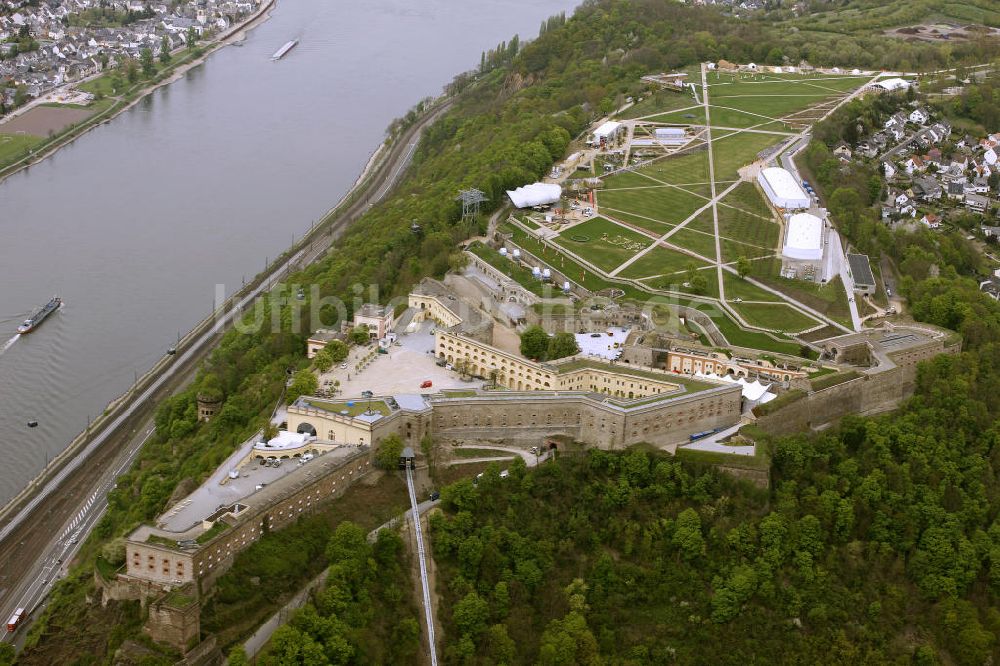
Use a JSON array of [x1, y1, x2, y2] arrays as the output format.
[[0, 0, 579, 505]]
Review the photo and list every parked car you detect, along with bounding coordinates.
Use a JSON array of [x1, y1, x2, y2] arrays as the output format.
[[429, 491, 440, 501], [420, 380, 433, 388]]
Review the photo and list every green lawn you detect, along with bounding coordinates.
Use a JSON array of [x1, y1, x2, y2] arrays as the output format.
[[710, 131, 783, 181], [723, 182, 772, 217], [646, 106, 706, 124], [711, 94, 836, 121], [721, 238, 774, 262], [666, 227, 718, 260], [634, 149, 711, 186], [598, 186, 707, 226], [722, 273, 783, 302], [599, 207, 677, 234], [553, 217, 652, 272], [600, 170, 660, 190], [683, 209, 716, 235], [0, 133, 44, 165], [717, 206, 780, 259], [467, 242, 550, 297], [748, 257, 853, 327], [731, 302, 820, 333], [618, 91, 698, 119], [707, 105, 784, 129], [618, 244, 709, 280]]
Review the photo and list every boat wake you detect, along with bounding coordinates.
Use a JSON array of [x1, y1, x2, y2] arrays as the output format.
[[0, 334, 20, 357]]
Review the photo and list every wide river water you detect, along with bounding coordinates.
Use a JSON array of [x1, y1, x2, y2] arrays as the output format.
[[0, 0, 579, 504]]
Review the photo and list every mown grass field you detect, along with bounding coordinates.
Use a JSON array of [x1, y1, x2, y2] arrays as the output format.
[[723, 272, 783, 302], [711, 131, 784, 180], [553, 216, 652, 272], [618, 244, 708, 279], [634, 149, 711, 184], [598, 186, 707, 228], [667, 227, 718, 260], [645, 106, 706, 124], [620, 90, 698, 119], [0, 133, 44, 164], [717, 205, 780, 255], [731, 301, 820, 332]]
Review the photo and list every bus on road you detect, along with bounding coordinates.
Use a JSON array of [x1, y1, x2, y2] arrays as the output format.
[[7, 607, 25, 633]]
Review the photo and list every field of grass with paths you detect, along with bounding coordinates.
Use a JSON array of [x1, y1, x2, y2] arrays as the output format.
[[731, 302, 821, 332], [553, 217, 653, 272]]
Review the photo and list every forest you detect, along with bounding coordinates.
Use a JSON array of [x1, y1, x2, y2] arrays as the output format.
[[10, 0, 1000, 662]]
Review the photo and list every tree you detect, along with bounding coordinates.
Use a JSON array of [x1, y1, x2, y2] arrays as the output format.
[[326, 339, 349, 363], [314, 348, 334, 372], [672, 508, 705, 560], [287, 369, 318, 402], [227, 646, 249, 666], [186, 26, 198, 49], [689, 272, 708, 295], [349, 325, 370, 346], [736, 256, 751, 278], [159, 35, 171, 64], [520, 325, 549, 360], [547, 331, 579, 360], [374, 433, 404, 469], [139, 47, 155, 77], [453, 591, 490, 638]]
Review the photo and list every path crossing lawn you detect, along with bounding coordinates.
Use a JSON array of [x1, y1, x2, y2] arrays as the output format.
[[667, 227, 718, 260], [600, 208, 677, 234], [748, 257, 852, 327], [708, 105, 783, 129], [601, 170, 660, 189], [0, 133, 43, 165], [598, 186, 707, 227], [634, 150, 711, 185], [710, 93, 836, 120], [730, 302, 821, 333], [723, 182, 772, 217], [721, 237, 774, 262], [684, 209, 716, 235], [554, 217, 652, 272], [711, 131, 784, 180], [646, 107, 706, 124], [717, 205, 780, 253], [618, 245, 710, 280], [620, 91, 697, 119], [723, 273, 783, 302]]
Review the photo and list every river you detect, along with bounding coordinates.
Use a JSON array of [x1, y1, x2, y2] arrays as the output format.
[[0, 0, 579, 505]]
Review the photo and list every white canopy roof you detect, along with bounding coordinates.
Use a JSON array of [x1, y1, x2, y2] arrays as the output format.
[[592, 121, 622, 140], [694, 372, 775, 404], [875, 77, 910, 91], [758, 167, 810, 210], [506, 182, 562, 208], [783, 213, 824, 262]]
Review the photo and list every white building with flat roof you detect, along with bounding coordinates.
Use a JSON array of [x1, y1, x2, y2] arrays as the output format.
[[758, 167, 811, 210], [782, 213, 824, 262], [591, 121, 623, 144]]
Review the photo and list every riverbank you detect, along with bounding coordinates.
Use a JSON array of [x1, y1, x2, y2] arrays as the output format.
[[0, 0, 276, 184]]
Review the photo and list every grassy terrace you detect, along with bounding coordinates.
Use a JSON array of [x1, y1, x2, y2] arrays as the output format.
[[731, 302, 820, 333], [500, 221, 807, 357], [197, 521, 230, 544], [467, 241, 549, 297], [675, 445, 772, 472], [303, 399, 390, 417]]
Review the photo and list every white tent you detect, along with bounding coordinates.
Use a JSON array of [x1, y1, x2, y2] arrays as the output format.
[[694, 372, 776, 407], [506, 182, 562, 208]]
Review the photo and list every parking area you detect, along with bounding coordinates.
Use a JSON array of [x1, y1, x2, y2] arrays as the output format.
[[318, 320, 484, 397], [157, 438, 357, 531]]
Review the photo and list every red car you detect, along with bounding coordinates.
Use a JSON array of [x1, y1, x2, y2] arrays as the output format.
[[420, 380, 433, 389]]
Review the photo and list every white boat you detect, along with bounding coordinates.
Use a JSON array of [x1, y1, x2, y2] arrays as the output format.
[[271, 40, 298, 60]]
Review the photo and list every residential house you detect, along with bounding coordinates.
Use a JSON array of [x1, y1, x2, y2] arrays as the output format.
[[920, 213, 941, 229], [904, 155, 925, 176], [947, 181, 966, 201], [912, 176, 942, 202], [833, 141, 852, 160], [909, 107, 930, 125], [883, 161, 896, 180], [966, 194, 990, 213]]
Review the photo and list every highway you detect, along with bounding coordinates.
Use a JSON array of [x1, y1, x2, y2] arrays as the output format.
[[405, 465, 438, 666], [0, 98, 453, 648]]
